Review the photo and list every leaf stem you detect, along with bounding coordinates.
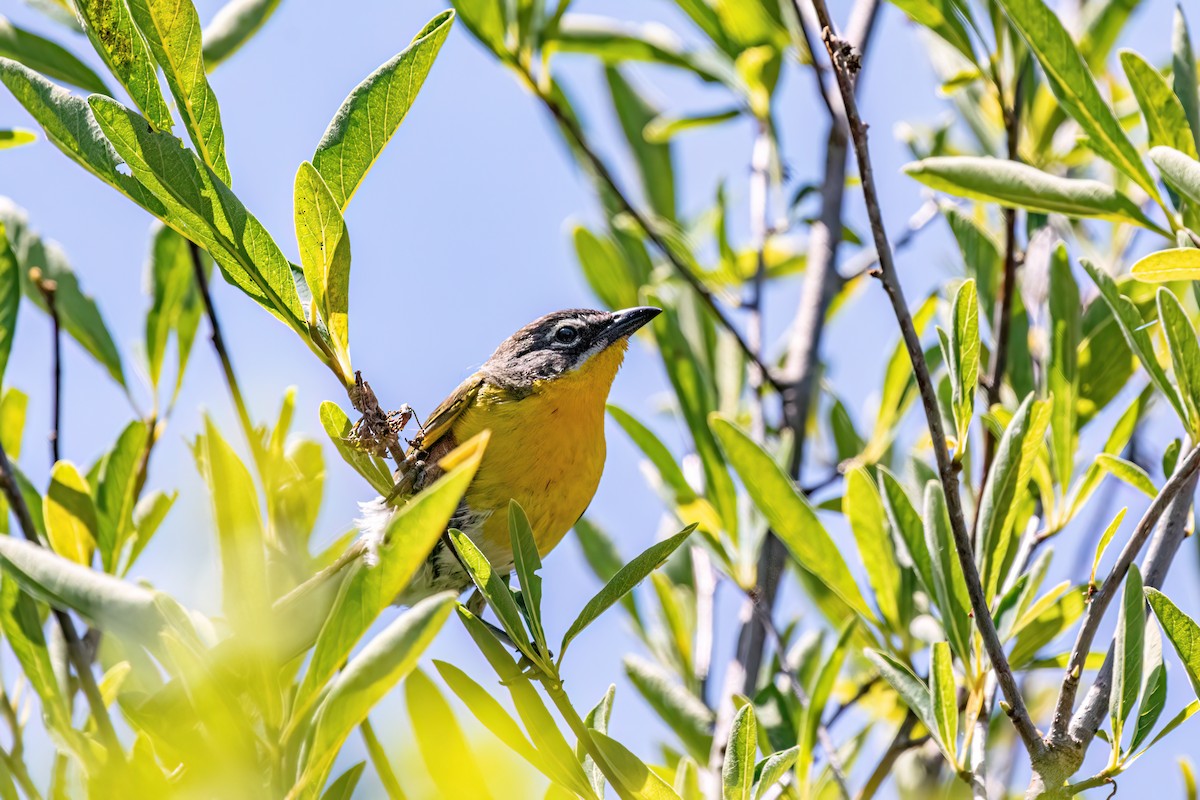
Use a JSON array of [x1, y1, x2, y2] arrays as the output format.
[[540, 673, 630, 800], [809, 0, 1044, 757]]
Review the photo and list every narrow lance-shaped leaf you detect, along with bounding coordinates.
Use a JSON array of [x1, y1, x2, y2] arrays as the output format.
[[1112, 565, 1145, 748], [1129, 620, 1167, 754], [94, 420, 150, 573], [1146, 588, 1200, 699], [434, 659, 545, 771], [995, 0, 1159, 199], [508, 500, 546, 656], [722, 704, 755, 800], [929, 641, 958, 764], [313, 11, 454, 210], [924, 482, 972, 661], [949, 279, 978, 451], [201, 0, 284, 70], [405, 668, 495, 800], [865, 650, 939, 739], [318, 401, 393, 495], [796, 621, 855, 796], [73, 0, 173, 131], [0, 14, 109, 94], [559, 525, 696, 662], [1120, 49, 1198, 159], [1048, 245, 1079, 489], [605, 66, 675, 221], [0, 223, 16, 384], [903, 157, 1164, 232], [450, 528, 535, 662], [1131, 248, 1200, 282], [623, 654, 713, 763], [294, 161, 351, 373], [1150, 146, 1200, 207], [0, 128, 34, 149], [127, 0, 230, 183], [1095, 454, 1157, 498], [1090, 508, 1127, 586], [1157, 287, 1200, 434], [844, 468, 901, 627], [1174, 7, 1200, 156]]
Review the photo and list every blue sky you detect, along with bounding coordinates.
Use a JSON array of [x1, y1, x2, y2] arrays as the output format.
[[2, 0, 1199, 796]]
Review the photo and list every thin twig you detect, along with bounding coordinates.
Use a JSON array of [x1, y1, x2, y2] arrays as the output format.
[[809, 0, 1043, 757], [31, 270, 61, 465], [514, 65, 783, 393], [855, 713, 919, 800], [0, 442, 121, 755], [1048, 444, 1200, 742]]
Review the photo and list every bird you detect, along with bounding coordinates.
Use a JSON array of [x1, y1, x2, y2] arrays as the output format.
[[357, 306, 662, 605]]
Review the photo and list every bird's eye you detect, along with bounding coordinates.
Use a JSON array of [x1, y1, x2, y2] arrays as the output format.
[[554, 325, 579, 345]]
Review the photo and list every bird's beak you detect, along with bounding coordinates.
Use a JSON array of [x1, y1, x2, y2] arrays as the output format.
[[604, 306, 662, 342]]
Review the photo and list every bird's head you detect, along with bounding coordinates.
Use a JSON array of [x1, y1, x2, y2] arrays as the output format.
[[481, 307, 661, 390]]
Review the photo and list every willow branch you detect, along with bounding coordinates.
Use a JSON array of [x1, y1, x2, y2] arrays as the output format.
[[809, 0, 1043, 756], [30, 270, 62, 465], [513, 65, 782, 393]]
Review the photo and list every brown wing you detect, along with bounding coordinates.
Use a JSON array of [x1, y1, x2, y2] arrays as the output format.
[[409, 373, 485, 456]]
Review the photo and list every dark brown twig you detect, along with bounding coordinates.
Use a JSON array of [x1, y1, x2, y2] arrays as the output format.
[[30, 269, 61, 465], [809, 0, 1043, 757]]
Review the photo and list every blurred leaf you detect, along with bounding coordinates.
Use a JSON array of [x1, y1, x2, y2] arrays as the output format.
[[1089, 507, 1127, 587], [1082, 259, 1188, 430], [89, 95, 306, 335], [880, 468, 935, 598], [606, 67, 675, 221], [844, 468, 900, 627], [559, 525, 695, 662], [1094, 454, 1157, 498], [1048, 245, 1079, 489], [201, 0, 282, 69], [797, 621, 854, 796], [1010, 588, 1086, 667], [904, 157, 1162, 231], [406, 668, 494, 800], [1174, 8, 1200, 156], [574, 517, 643, 630], [624, 654, 713, 762], [1120, 49, 1198, 159], [996, 0, 1158, 198], [0, 222, 16, 384], [127, 0, 230, 184], [1150, 146, 1200, 206], [592, 731, 680, 799], [434, 659, 545, 770], [127, 489, 175, 573], [930, 641, 957, 763], [74, 0, 173, 130], [865, 650, 938, 740], [1157, 287, 1200, 433], [295, 434, 484, 721], [450, 0, 506, 57], [295, 161, 351, 373], [0, 128, 34, 148], [144, 224, 201, 395], [0, 576, 72, 739], [509, 500, 547, 656], [319, 401, 394, 494], [94, 420, 149, 573], [44, 461, 97, 566], [888, 0, 976, 65], [722, 703, 755, 800], [575, 226, 639, 311], [302, 593, 454, 793], [1131, 248, 1200, 282], [1112, 565, 1145, 748], [864, 294, 938, 463], [713, 417, 876, 623], [752, 746, 798, 800], [1146, 588, 1200, 699], [0, 14, 108, 93], [312, 11, 453, 209], [645, 108, 739, 143], [320, 762, 365, 800]]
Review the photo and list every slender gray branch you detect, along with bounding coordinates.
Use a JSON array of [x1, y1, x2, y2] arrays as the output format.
[[809, 0, 1044, 757]]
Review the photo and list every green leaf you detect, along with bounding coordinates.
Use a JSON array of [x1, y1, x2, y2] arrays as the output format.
[[508, 500, 546, 656], [711, 416, 877, 623], [1082, 259, 1187, 427], [449, 0, 506, 57], [903, 157, 1162, 231], [1157, 288, 1200, 434], [0, 223, 16, 384], [606, 67, 675, 221], [434, 659, 544, 770], [89, 95, 306, 335], [947, 279, 979, 450], [319, 400, 394, 495], [995, 0, 1158, 198], [201, 0, 283, 70], [320, 762, 365, 800], [1130, 700, 1200, 762], [0, 128, 34, 149], [127, 0, 230, 184], [1120, 49, 1198, 159], [1090, 507, 1127, 586], [0, 576, 72, 738], [1131, 248, 1200, 282], [574, 227, 639, 311], [1130, 620, 1167, 753], [0, 14, 108, 93], [796, 621, 854, 796], [127, 488, 175, 573], [1174, 7, 1200, 157], [844, 467, 901, 627], [644, 108, 740, 143], [44, 461, 98, 566], [0, 533, 168, 648], [1094, 454, 1157, 498], [923, 482, 972, 662], [592, 732, 681, 800], [865, 650, 938, 738], [406, 668, 494, 800], [294, 161, 351, 373], [580, 686, 616, 799], [752, 746, 799, 800], [888, 0, 977, 65], [450, 528, 533, 664], [144, 224, 201, 394], [722, 704, 755, 800], [312, 11, 453, 210], [1048, 245, 1080, 489], [1112, 565, 1145, 747], [295, 434, 484, 721], [1146, 588, 1200, 699], [74, 0, 173, 131], [1010, 589, 1086, 667], [302, 593, 454, 793], [559, 525, 695, 661], [930, 641, 958, 763], [624, 654, 713, 762], [94, 420, 149, 573], [1150, 146, 1200, 206]]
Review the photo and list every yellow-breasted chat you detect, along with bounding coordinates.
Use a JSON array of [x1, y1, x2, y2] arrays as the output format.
[[358, 306, 661, 604]]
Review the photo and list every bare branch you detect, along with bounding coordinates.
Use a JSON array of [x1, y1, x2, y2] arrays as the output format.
[[809, 0, 1044, 757], [30, 269, 62, 464]]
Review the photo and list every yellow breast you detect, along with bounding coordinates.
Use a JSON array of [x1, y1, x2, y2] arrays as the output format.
[[449, 342, 627, 561]]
